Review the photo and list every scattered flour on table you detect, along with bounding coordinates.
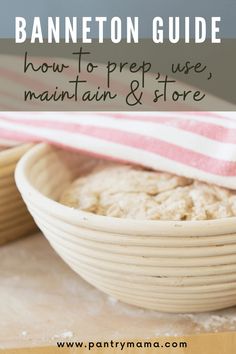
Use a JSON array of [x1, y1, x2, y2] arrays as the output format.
[[181, 311, 236, 332], [52, 331, 74, 340], [107, 296, 118, 306], [106, 296, 236, 335]]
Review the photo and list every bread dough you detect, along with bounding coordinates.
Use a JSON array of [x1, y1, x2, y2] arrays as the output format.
[[60, 164, 236, 221]]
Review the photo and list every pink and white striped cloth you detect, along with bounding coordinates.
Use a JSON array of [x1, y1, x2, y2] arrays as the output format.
[[1, 111, 236, 189]]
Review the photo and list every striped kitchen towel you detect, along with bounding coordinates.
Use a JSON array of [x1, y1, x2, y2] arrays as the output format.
[[1, 111, 236, 189]]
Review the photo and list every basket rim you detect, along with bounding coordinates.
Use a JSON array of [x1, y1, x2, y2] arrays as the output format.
[[0, 143, 33, 165]]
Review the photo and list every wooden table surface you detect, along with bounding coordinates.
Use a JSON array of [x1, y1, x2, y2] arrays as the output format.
[[1, 234, 236, 349]]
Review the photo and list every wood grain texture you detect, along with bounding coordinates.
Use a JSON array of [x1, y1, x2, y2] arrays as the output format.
[[1, 332, 236, 354], [0, 234, 236, 351]]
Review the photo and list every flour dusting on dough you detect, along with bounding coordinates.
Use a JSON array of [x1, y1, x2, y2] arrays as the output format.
[[60, 164, 236, 221]]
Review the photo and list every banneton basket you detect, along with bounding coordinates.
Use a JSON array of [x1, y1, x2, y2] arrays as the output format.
[[0, 144, 36, 245], [15, 143, 236, 313]]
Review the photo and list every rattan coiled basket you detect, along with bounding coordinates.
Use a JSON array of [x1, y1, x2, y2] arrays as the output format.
[[15, 143, 236, 313]]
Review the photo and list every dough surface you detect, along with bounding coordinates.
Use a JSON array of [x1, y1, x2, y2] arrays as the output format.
[[60, 164, 236, 221]]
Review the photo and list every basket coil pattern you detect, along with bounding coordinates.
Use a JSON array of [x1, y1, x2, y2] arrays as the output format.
[[15, 144, 236, 313], [0, 145, 36, 245]]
